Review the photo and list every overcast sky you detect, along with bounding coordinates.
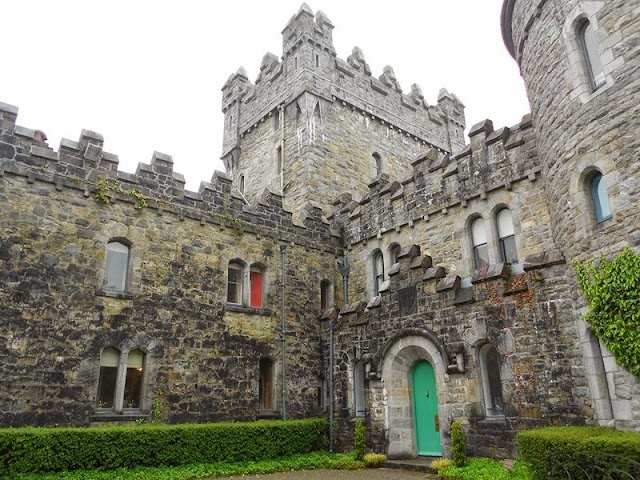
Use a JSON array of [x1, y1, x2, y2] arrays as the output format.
[[1, 0, 530, 191]]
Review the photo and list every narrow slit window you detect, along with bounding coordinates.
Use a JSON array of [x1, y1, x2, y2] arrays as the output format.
[[590, 172, 612, 223], [373, 250, 384, 295], [579, 21, 605, 90], [259, 358, 274, 410], [354, 361, 365, 417]]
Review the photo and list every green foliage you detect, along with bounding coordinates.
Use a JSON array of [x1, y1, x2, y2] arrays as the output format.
[[450, 420, 467, 467], [363, 453, 386, 468], [516, 426, 640, 480], [353, 418, 366, 461], [574, 248, 640, 378], [94, 179, 150, 209], [431, 457, 453, 471], [8, 451, 357, 480], [441, 458, 532, 480], [0, 418, 327, 475]]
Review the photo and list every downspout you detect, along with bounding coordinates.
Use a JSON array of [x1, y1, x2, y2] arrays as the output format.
[[279, 105, 285, 192], [331, 254, 350, 453], [280, 245, 287, 420]]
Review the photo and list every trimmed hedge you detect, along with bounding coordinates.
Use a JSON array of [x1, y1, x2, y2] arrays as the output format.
[[0, 418, 327, 475], [517, 426, 640, 479]]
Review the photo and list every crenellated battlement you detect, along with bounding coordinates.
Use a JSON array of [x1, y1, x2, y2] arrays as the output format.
[[220, 4, 466, 165], [329, 113, 538, 247], [0, 101, 341, 253]]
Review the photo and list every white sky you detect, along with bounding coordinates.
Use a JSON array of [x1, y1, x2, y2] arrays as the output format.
[[1, 0, 530, 191]]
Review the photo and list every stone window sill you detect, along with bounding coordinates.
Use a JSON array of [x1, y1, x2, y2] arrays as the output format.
[[224, 303, 272, 316], [95, 289, 134, 300], [478, 416, 506, 426], [90, 409, 146, 422]]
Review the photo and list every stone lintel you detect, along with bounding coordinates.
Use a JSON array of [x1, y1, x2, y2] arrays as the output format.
[[423, 266, 446, 281], [472, 262, 510, 284], [523, 249, 565, 271], [454, 287, 475, 305], [468, 119, 494, 138], [410, 255, 433, 269], [388, 263, 401, 276], [398, 244, 420, 260], [436, 275, 460, 292]]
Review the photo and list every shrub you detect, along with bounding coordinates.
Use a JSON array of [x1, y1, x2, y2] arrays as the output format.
[[451, 420, 466, 467], [363, 453, 386, 468], [431, 457, 453, 471], [353, 418, 365, 461], [441, 457, 533, 480], [517, 426, 640, 480], [0, 418, 327, 475]]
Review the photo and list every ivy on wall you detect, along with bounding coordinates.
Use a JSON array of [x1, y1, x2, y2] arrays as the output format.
[[574, 248, 640, 378]]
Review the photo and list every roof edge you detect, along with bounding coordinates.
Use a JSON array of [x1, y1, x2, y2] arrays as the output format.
[[501, 0, 517, 59]]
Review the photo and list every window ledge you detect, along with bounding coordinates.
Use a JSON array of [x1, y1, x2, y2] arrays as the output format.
[[257, 410, 281, 420], [224, 303, 272, 316], [478, 416, 506, 426], [95, 289, 134, 300], [90, 410, 146, 422]]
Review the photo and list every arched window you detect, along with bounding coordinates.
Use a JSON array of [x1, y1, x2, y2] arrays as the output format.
[[259, 358, 274, 410], [124, 349, 145, 409], [479, 343, 504, 417], [249, 265, 264, 308], [354, 360, 366, 417], [372, 153, 383, 177], [96, 347, 120, 409], [373, 250, 384, 295], [227, 261, 244, 304], [320, 280, 331, 310], [239, 175, 245, 195], [104, 241, 130, 292], [471, 218, 489, 269], [276, 146, 283, 174], [497, 209, 518, 263], [389, 243, 401, 266], [590, 172, 612, 223], [579, 20, 605, 90]]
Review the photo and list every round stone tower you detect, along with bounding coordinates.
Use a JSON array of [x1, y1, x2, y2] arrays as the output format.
[[502, 0, 640, 428], [502, 0, 640, 263]]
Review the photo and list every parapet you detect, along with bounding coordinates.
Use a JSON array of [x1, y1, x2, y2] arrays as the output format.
[[0, 102, 341, 253]]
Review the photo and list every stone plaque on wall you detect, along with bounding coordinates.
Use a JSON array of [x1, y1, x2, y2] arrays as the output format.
[[398, 285, 417, 316]]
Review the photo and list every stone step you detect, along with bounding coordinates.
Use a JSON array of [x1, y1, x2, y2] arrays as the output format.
[[382, 457, 439, 474]]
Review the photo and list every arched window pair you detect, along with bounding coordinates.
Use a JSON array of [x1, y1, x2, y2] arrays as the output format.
[[470, 209, 518, 270], [227, 261, 265, 308], [97, 347, 145, 411]]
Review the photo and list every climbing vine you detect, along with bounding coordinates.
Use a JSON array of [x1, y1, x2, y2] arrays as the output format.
[[95, 179, 149, 209], [574, 248, 640, 378]]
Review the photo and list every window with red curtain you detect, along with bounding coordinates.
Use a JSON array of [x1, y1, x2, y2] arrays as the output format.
[[250, 268, 263, 308]]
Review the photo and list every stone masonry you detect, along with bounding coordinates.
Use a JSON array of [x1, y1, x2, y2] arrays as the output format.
[[1, 1, 639, 460]]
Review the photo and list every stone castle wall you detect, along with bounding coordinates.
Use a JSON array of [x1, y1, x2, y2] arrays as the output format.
[[0, 102, 341, 426], [504, 0, 640, 430]]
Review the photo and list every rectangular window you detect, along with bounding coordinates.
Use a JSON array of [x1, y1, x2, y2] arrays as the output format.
[[250, 270, 263, 308]]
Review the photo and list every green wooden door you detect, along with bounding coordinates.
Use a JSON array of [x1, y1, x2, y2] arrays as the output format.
[[412, 360, 441, 456]]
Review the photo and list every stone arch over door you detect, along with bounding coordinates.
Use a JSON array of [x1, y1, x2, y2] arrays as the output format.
[[380, 333, 447, 458]]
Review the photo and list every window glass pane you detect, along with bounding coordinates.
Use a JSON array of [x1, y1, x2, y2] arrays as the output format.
[[124, 350, 144, 409], [500, 236, 518, 263], [227, 264, 242, 303], [480, 344, 504, 417], [474, 244, 489, 269], [390, 245, 401, 265], [581, 22, 605, 88], [320, 281, 330, 310], [471, 218, 487, 246], [96, 347, 120, 408], [354, 361, 365, 417], [497, 209, 515, 238], [591, 174, 612, 222], [373, 252, 384, 294], [105, 242, 129, 291]]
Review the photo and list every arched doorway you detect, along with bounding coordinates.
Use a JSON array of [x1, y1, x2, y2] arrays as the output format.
[[380, 333, 446, 458]]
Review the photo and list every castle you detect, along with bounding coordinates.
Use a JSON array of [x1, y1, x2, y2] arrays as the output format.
[[1, 0, 638, 458]]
